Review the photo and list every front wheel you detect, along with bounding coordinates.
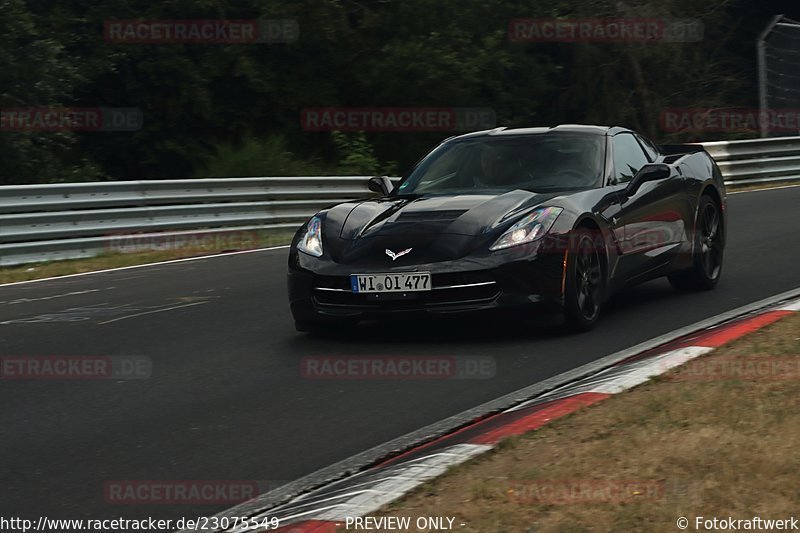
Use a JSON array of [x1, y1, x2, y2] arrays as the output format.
[[668, 195, 723, 291], [564, 228, 605, 331]]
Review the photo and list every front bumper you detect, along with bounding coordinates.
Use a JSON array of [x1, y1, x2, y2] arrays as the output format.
[[287, 243, 566, 321]]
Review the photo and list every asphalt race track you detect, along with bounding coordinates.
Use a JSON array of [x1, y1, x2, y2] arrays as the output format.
[[1, 186, 799, 523]]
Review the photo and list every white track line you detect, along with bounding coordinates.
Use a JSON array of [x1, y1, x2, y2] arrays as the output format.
[[97, 301, 210, 325], [0, 288, 102, 305], [728, 183, 800, 194], [0, 245, 290, 288]]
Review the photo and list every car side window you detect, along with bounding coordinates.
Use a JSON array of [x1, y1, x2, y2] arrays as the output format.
[[612, 133, 650, 184], [635, 134, 659, 162]]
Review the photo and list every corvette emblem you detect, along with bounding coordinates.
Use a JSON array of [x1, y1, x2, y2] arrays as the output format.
[[385, 248, 412, 261]]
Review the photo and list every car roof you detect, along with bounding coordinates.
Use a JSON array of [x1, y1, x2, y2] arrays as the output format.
[[447, 124, 631, 141]]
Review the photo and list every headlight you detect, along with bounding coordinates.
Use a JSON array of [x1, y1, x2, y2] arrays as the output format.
[[297, 216, 323, 257], [490, 207, 563, 251]]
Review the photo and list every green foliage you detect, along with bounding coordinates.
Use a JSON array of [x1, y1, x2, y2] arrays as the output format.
[[332, 132, 397, 176], [0, 0, 98, 184], [0, 0, 785, 184], [200, 132, 397, 177], [201, 135, 329, 177]]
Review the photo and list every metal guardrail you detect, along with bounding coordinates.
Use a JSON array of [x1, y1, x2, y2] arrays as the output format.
[[703, 136, 800, 186], [0, 177, 378, 266], [1, 136, 799, 266]]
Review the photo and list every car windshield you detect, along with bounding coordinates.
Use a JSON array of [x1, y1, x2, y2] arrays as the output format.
[[395, 133, 605, 195]]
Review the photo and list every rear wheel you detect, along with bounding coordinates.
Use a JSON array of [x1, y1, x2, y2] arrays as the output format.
[[668, 195, 723, 291], [564, 228, 604, 331]]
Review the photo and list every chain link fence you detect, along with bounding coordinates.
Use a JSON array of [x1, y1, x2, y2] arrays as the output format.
[[758, 15, 800, 137]]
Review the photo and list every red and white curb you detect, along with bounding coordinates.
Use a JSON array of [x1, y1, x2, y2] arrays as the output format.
[[227, 296, 800, 533]]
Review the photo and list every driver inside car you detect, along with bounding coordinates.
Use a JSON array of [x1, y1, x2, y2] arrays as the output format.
[[531, 141, 599, 188], [476, 146, 523, 188]]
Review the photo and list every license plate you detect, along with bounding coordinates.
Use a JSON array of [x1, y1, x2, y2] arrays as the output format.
[[351, 272, 431, 293]]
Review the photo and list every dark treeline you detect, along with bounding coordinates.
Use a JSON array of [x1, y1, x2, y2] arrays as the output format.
[[0, 0, 795, 184]]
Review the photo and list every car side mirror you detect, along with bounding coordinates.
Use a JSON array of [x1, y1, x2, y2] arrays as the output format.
[[368, 176, 394, 196], [625, 163, 670, 197]]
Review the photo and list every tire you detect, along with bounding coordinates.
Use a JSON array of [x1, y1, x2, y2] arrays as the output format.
[[668, 195, 723, 291], [564, 227, 605, 331]]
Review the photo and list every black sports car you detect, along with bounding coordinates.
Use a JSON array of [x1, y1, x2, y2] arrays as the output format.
[[287, 125, 726, 332]]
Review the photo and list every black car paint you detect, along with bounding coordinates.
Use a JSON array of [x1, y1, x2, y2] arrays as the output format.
[[287, 125, 726, 324]]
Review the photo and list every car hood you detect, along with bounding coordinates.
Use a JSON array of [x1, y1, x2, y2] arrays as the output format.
[[340, 190, 560, 238], [322, 190, 560, 265]]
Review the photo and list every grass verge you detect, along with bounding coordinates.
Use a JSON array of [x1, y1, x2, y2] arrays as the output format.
[[376, 313, 800, 532], [0, 228, 296, 284]]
